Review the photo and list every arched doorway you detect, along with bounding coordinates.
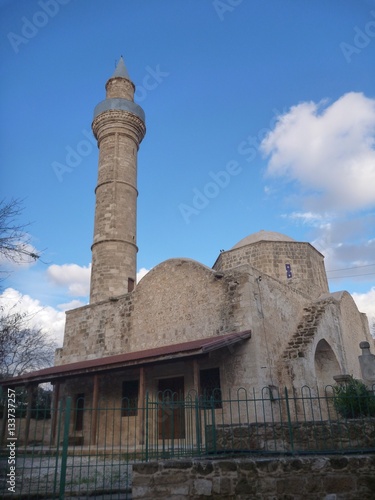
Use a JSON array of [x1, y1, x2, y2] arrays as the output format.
[[314, 339, 341, 389]]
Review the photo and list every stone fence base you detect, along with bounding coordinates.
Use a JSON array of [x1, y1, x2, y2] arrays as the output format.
[[205, 419, 375, 453], [133, 455, 375, 499]]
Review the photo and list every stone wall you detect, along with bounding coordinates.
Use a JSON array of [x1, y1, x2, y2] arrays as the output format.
[[214, 241, 329, 300], [337, 291, 374, 377], [56, 241, 372, 395], [57, 259, 248, 364], [359, 341, 375, 385], [205, 419, 375, 454], [132, 455, 375, 499]]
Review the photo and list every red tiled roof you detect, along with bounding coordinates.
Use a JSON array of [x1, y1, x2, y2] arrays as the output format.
[[1, 330, 251, 386]]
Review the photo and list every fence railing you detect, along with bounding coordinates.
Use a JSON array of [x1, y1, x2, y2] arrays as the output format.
[[1, 385, 375, 498]]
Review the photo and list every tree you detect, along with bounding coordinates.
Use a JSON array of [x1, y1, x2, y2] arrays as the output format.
[[333, 377, 375, 419], [0, 307, 56, 378], [0, 199, 53, 417], [0, 198, 40, 264]]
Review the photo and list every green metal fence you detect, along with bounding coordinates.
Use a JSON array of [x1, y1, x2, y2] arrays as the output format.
[[1, 385, 375, 498]]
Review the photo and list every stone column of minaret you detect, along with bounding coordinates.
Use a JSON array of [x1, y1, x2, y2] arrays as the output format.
[[90, 57, 146, 303]]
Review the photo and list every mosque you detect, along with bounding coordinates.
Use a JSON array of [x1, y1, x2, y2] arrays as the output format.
[[5, 58, 373, 446]]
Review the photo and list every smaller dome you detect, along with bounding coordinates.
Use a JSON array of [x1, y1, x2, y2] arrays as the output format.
[[232, 230, 295, 249]]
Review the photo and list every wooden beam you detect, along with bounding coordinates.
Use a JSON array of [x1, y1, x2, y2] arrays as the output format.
[[139, 367, 145, 445], [193, 359, 200, 396], [51, 382, 60, 444], [91, 375, 99, 445], [24, 384, 37, 446]]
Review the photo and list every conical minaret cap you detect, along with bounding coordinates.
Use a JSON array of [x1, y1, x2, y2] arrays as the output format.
[[112, 56, 131, 80], [94, 56, 145, 123]]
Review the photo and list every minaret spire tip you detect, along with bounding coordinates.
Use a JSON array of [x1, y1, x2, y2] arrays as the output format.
[[112, 55, 130, 79]]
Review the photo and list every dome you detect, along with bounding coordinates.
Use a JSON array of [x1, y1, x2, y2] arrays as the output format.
[[232, 230, 295, 249]]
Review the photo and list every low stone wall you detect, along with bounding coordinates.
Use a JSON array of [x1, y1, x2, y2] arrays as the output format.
[[133, 455, 375, 499], [206, 419, 375, 453]]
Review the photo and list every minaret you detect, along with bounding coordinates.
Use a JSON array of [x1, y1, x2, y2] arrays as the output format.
[[90, 57, 146, 303]]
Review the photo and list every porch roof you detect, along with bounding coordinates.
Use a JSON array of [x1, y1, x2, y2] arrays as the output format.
[[1, 330, 251, 387]]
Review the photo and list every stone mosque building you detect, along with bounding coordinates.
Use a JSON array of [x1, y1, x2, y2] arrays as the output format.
[[5, 58, 374, 445]]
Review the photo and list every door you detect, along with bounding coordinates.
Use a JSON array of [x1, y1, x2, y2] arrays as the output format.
[[158, 377, 185, 439]]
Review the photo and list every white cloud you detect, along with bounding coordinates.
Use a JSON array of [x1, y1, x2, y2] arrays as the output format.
[[352, 287, 375, 334], [283, 211, 329, 226], [309, 214, 375, 270], [352, 287, 375, 318], [47, 263, 91, 297], [261, 92, 375, 211], [0, 288, 65, 346]]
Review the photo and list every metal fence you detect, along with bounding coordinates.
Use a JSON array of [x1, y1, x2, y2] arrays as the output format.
[[1, 385, 375, 498]]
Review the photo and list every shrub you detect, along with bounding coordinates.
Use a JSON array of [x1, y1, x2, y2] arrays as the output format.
[[333, 377, 375, 419]]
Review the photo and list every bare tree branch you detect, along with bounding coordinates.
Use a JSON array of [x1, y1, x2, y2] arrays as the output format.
[[0, 307, 56, 378], [0, 198, 40, 264]]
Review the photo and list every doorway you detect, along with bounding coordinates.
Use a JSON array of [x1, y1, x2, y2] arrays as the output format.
[[158, 377, 185, 439]]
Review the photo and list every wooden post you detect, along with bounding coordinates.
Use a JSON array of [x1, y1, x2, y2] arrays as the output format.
[[24, 384, 37, 446], [51, 382, 60, 444], [91, 374, 99, 445], [192, 359, 200, 450], [139, 367, 146, 445], [193, 359, 200, 395]]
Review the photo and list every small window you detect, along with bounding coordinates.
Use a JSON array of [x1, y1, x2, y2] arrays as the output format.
[[200, 368, 222, 408], [75, 393, 85, 431], [122, 380, 139, 416], [128, 278, 135, 292]]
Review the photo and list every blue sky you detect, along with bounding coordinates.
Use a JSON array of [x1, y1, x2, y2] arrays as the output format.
[[1, 0, 375, 343]]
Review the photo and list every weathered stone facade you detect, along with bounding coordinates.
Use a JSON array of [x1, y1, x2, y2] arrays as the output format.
[[57, 234, 372, 395], [56, 259, 248, 363], [213, 234, 329, 300], [52, 58, 375, 447]]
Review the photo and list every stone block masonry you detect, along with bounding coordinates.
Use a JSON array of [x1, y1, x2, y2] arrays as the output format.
[[214, 240, 329, 300], [90, 58, 146, 303], [57, 259, 247, 364], [132, 455, 375, 499]]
